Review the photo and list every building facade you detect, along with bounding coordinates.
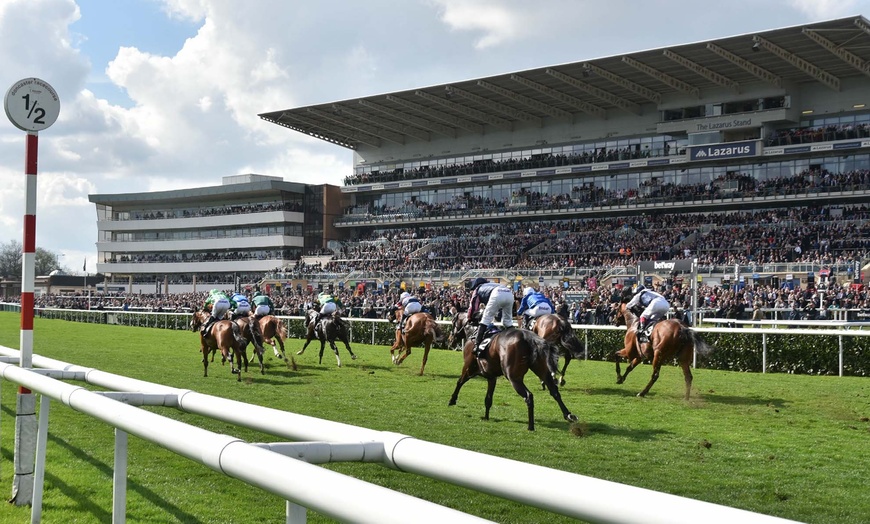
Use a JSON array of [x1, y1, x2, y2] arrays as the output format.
[[89, 174, 341, 294]]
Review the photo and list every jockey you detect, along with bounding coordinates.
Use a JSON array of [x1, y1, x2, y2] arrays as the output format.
[[395, 291, 422, 332], [467, 277, 515, 357], [625, 284, 670, 343], [314, 291, 344, 326], [231, 291, 264, 351], [516, 286, 554, 330], [230, 292, 252, 319], [201, 289, 230, 336], [252, 291, 274, 317]]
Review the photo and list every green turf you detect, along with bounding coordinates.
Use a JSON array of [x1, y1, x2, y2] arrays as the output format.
[[0, 312, 868, 523]]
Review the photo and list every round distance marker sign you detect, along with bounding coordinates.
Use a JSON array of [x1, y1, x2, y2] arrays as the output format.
[[5, 77, 60, 132]]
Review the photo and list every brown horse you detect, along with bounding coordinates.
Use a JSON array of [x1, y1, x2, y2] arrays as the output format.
[[531, 314, 586, 386], [258, 314, 289, 360], [447, 311, 470, 350], [390, 306, 443, 375], [296, 309, 357, 366], [613, 302, 713, 399], [448, 327, 578, 431], [190, 310, 245, 381], [233, 315, 265, 376]]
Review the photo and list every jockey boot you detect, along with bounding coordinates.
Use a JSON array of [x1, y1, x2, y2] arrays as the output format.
[[399, 312, 409, 332], [637, 318, 649, 343], [200, 316, 214, 337], [473, 325, 488, 357]]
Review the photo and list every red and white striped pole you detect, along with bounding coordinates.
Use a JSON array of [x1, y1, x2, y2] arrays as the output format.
[[10, 132, 39, 504], [5, 78, 60, 506]]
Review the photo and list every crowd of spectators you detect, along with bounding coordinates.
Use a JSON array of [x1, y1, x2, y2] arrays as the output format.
[[344, 143, 682, 186], [341, 167, 870, 224], [269, 205, 869, 278], [344, 123, 868, 187], [117, 201, 302, 221]]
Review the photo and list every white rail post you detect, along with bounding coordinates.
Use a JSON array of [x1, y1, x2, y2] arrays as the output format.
[[762, 333, 767, 373], [286, 500, 306, 523], [838, 335, 844, 377], [31, 394, 50, 524], [113, 429, 127, 524]]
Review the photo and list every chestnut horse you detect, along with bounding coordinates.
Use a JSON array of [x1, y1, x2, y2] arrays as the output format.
[[296, 309, 357, 366], [190, 310, 245, 381], [448, 327, 578, 431], [390, 307, 443, 375], [257, 314, 289, 360], [613, 302, 713, 399], [530, 314, 586, 387]]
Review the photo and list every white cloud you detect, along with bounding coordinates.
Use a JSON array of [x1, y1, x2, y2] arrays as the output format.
[[786, 0, 859, 20], [430, 0, 526, 49]]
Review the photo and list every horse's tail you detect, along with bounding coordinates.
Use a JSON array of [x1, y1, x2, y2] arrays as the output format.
[[275, 317, 288, 340], [688, 328, 714, 357], [428, 318, 444, 342]]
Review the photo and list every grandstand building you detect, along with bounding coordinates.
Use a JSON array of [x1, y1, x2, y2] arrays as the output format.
[[89, 174, 343, 293], [259, 16, 870, 291]]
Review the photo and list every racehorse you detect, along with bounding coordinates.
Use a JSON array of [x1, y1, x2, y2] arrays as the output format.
[[448, 327, 578, 431], [257, 314, 289, 360], [447, 311, 471, 350], [296, 309, 357, 366], [389, 306, 444, 375], [613, 302, 713, 399], [233, 315, 265, 376], [530, 313, 586, 387], [190, 310, 245, 381]]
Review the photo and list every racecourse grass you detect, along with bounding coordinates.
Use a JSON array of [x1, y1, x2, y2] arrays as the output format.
[[0, 313, 868, 523]]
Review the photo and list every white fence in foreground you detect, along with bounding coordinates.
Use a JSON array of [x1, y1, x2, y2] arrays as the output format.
[[0, 345, 801, 524]]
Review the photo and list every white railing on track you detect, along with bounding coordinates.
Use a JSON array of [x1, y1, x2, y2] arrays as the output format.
[[0, 344, 801, 524]]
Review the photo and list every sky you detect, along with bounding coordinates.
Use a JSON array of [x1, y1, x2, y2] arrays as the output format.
[[0, 0, 867, 273]]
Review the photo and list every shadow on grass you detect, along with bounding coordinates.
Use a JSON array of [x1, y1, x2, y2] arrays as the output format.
[[698, 393, 790, 408], [45, 433, 203, 523]]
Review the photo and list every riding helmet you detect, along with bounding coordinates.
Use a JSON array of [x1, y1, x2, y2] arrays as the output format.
[[400, 292, 410, 300], [635, 284, 646, 293], [471, 277, 488, 289], [523, 286, 535, 296]]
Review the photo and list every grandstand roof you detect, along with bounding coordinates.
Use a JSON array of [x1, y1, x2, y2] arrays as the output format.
[[259, 16, 870, 150], [89, 178, 307, 206]]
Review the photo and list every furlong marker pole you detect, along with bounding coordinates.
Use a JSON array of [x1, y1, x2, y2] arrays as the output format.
[[5, 77, 60, 506], [11, 132, 39, 505]]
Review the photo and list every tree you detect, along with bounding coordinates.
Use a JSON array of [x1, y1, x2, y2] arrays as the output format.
[[0, 241, 67, 278], [0, 240, 21, 278]]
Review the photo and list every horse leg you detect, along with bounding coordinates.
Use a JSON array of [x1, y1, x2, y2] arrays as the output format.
[[297, 330, 314, 355], [397, 345, 411, 365], [343, 336, 357, 360], [558, 353, 572, 387], [448, 356, 479, 406], [483, 376, 498, 422], [638, 352, 663, 397], [330, 339, 342, 368], [201, 346, 209, 377], [533, 360, 578, 423], [318, 340, 326, 364], [615, 346, 640, 385], [418, 342, 431, 376], [680, 353, 693, 400]]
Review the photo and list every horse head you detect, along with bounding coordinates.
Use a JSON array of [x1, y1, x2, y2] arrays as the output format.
[[190, 310, 208, 331]]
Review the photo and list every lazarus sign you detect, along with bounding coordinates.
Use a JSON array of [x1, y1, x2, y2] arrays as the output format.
[[689, 140, 758, 161]]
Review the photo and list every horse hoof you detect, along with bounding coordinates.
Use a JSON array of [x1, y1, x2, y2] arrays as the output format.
[[616, 378, 624, 385], [559, 379, 566, 387], [567, 413, 578, 423], [351, 354, 357, 360], [296, 350, 304, 355]]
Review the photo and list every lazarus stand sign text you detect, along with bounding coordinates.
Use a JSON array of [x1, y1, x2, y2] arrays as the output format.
[[689, 140, 758, 161]]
